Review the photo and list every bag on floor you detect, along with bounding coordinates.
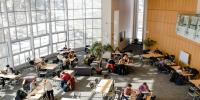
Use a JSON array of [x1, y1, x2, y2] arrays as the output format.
[[175, 76, 185, 85], [170, 72, 179, 82], [63, 85, 70, 92]]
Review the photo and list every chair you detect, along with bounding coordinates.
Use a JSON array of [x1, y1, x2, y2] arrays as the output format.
[[188, 86, 200, 100]]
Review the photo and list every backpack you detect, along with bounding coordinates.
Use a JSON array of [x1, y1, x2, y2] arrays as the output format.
[[63, 84, 70, 92], [175, 76, 185, 85]]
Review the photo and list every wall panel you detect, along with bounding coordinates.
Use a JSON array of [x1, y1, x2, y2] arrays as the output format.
[[147, 0, 200, 69]]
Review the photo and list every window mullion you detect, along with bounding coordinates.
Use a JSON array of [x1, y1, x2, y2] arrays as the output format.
[[3, 0, 14, 67]]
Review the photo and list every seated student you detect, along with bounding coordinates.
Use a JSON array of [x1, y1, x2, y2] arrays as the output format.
[[29, 79, 37, 92], [22, 76, 36, 92], [62, 57, 70, 69], [123, 83, 138, 100], [88, 54, 95, 66], [67, 51, 77, 66], [122, 54, 130, 64], [139, 82, 156, 100], [106, 58, 115, 73], [44, 79, 54, 100], [95, 66, 102, 75], [139, 82, 150, 93], [117, 58, 130, 75], [60, 72, 71, 89], [5, 65, 14, 74]]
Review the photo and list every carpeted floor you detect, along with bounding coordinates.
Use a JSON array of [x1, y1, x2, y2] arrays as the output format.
[[0, 46, 193, 100]]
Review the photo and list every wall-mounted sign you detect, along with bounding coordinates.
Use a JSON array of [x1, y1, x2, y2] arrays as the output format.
[[176, 14, 200, 43]]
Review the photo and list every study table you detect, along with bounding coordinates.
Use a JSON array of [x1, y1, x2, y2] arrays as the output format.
[[40, 64, 58, 70], [170, 66, 193, 77], [0, 73, 21, 79], [95, 79, 114, 94], [142, 52, 163, 59], [26, 82, 45, 100], [130, 91, 152, 100], [189, 79, 200, 89], [61, 98, 81, 100]]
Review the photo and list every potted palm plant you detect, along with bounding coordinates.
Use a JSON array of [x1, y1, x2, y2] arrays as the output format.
[[89, 42, 113, 60], [143, 38, 156, 49]]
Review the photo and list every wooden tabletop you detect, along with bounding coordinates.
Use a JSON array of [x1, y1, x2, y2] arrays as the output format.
[[34, 58, 43, 64], [130, 91, 152, 100], [142, 52, 163, 58], [61, 98, 81, 100], [0, 73, 21, 79], [125, 63, 135, 67], [95, 79, 113, 93], [170, 66, 193, 76], [26, 82, 45, 100], [170, 66, 181, 71], [190, 79, 200, 88], [40, 64, 58, 70]]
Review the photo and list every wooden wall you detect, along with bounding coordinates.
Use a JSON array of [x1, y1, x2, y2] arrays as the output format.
[[147, 0, 200, 69]]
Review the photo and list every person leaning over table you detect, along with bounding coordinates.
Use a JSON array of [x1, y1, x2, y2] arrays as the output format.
[[139, 82, 156, 100], [29, 79, 37, 92], [122, 54, 130, 64], [3, 64, 14, 74], [44, 79, 54, 100], [60, 72, 71, 89], [106, 58, 115, 73], [139, 82, 150, 93], [0, 65, 14, 88], [122, 83, 139, 100]]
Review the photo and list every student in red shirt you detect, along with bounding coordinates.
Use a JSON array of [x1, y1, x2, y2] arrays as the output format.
[[60, 72, 71, 88]]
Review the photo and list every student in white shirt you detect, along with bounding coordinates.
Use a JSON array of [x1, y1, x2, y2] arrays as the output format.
[[5, 65, 13, 74], [29, 79, 37, 92], [44, 79, 54, 100]]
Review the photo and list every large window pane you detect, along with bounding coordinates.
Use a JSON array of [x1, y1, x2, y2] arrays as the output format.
[[14, 55, 20, 66], [93, 0, 101, 8], [69, 41, 74, 49], [34, 37, 40, 48], [12, 42, 20, 54], [37, 23, 46, 35], [75, 40, 84, 48], [93, 19, 101, 28], [74, 20, 83, 29], [0, 58, 8, 68], [0, 29, 5, 42], [17, 26, 28, 39], [93, 29, 101, 37], [0, 0, 102, 67], [40, 47, 48, 57], [36, 0, 45, 10], [10, 28, 17, 40], [0, 43, 8, 58], [58, 33, 66, 42], [20, 53, 25, 64], [14, 0, 26, 11], [8, 13, 15, 26], [20, 40, 31, 52], [74, 31, 83, 39], [93, 9, 101, 18], [41, 36, 49, 46], [15, 12, 27, 25], [56, 21, 65, 32], [52, 34, 58, 43]]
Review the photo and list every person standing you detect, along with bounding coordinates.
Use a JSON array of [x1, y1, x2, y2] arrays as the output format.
[[44, 79, 54, 100]]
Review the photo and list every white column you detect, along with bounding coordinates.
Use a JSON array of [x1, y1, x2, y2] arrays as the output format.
[[2, 0, 14, 67], [102, 0, 112, 45], [197, 0, 200, 14]]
